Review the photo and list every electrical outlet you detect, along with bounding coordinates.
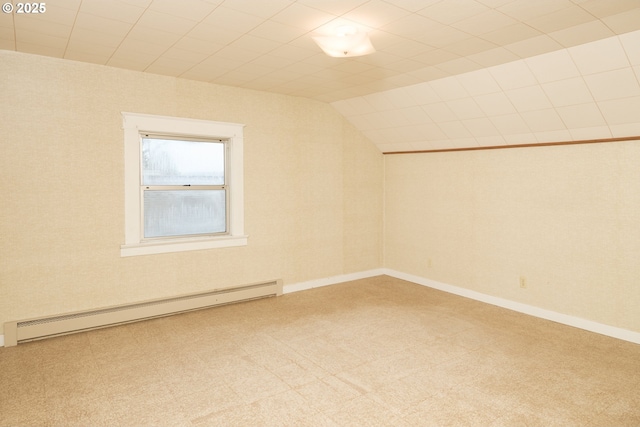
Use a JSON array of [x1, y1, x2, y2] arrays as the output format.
[[519, 276, 527, 288]]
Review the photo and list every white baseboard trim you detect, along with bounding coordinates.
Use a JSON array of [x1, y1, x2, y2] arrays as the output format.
[[383, 268, 640, 345], [283, 269, 386, 294], [4, 269, 635, 347]]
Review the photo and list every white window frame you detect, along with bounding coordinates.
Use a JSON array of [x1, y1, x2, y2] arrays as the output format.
[[121, 112, 247, 257]]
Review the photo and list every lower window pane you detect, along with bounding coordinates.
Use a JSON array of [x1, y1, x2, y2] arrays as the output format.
[[144, 190, 226, 238]]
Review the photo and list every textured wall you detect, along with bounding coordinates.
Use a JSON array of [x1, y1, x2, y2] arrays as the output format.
[[384, 142, 640, 332], [0, 51, 383, 325]]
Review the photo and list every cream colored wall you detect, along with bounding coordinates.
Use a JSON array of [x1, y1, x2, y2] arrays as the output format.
[[0, 51, 383, 325], [7, 47, 637, 338], [384, 142, 640, 332]]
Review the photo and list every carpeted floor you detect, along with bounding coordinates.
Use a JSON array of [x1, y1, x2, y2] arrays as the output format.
[[1, 275, 639, 426]]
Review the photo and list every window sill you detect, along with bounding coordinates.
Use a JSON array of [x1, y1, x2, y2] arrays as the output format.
[[120, 235, 248, 257]]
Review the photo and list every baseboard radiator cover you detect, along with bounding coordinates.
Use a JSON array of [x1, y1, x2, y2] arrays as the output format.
[[3, 279, 282, 347]]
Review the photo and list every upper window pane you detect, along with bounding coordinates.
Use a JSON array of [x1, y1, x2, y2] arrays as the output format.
[[142, 137, 225, 185]]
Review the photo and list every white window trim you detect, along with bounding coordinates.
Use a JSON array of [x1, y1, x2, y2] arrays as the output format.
[[121, 112, 247, 257]]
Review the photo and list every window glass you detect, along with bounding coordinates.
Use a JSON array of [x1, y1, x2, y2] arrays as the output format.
[[143, 190, 226, 238], [142, 138, 225, 186]]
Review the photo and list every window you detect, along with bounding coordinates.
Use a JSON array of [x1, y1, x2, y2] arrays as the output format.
[[121, 113, 246, 257], [141, 136, 227, 238]]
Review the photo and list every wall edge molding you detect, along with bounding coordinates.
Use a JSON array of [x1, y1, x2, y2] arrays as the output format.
[[382, 268, 640, 345], [383, 136, 640, 155], [283, 269, 386, 294], [0, 271, 385, 347], [5, 269, 636, 347]]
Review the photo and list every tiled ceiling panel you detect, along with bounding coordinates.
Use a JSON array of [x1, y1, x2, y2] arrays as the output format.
[[1, 0, 640, 151], [332, 29, 640, 152]]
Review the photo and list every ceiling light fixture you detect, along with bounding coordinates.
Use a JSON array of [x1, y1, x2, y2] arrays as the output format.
[[312, 25, 375, 58]]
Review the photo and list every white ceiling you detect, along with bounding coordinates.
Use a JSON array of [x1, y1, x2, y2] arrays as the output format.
[[2, 0, 640, 151], [333, 30, 640, 152]]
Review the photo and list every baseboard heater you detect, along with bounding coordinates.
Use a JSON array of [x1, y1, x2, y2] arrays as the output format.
[[3, 279, 282, 347]]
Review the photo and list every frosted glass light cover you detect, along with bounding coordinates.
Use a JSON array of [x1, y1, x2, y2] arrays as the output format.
[[312, 32, 375, 57], [142, 138, 225, 185], [144, 190, 226, 238]]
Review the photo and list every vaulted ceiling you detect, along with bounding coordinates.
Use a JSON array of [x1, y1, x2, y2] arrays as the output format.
[[2, 0, 640, 151]]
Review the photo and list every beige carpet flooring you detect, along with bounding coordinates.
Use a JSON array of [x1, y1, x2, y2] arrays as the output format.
[[1, 275, 639, 426]]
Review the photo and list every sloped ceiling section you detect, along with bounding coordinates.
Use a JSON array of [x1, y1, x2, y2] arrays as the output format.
[[332, 30, 640, 152]]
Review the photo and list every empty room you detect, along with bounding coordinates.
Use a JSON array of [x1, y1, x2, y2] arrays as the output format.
[[1, 0, 640, 425]]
